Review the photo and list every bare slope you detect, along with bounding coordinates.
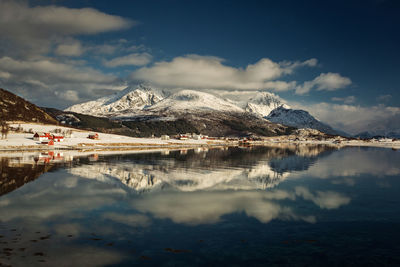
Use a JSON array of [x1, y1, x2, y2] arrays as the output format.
[[0, 88, 57, 124]]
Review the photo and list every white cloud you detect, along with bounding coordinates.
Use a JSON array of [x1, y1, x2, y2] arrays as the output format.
[[0, 70, 11, 79], [280, 58, 318, 73], [290, 101, 400, 134], [0, 1, 133, 56], [56, 90, 80, 102], [0, 56, 116, 84], [104, 53, 152, 67], [131, 54, 315, 90], [296, 72, 352, 94], [0, 1, 133, 35], [0, 56, 124, 107], [331, 95, 356, 104], [55, 40, 84, 56]]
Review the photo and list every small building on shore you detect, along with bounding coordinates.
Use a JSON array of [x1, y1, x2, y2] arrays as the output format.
[[52, 135, 64, 142], [88, 133, 99, 140], [161, 135, 170, 140], [33, 132, 52, 142]]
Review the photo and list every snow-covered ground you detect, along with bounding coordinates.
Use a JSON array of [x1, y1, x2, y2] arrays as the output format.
[[0, 123, 220, 150]]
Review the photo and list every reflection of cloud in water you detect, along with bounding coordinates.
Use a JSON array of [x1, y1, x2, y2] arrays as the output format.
[[5, 244, 126, 267], [0, 167, 350, 228], [0, 172, 126, 222], [132, 190, 318, 225], [102, 212, 150, 227], [291, 148, 400, 180], [331, 178, 356, 186], [295, 186, 351, 209]]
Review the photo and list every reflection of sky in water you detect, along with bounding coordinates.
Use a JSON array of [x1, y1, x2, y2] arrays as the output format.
[[0, 146, 400, 266]]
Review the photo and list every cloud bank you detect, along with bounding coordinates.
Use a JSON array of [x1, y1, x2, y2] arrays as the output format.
[[290, 101, 400, 134], [131, 54, 318, 91], [0, 0, 133, 56], [0, 1, 133, 107], [295, 72, 352, 94]]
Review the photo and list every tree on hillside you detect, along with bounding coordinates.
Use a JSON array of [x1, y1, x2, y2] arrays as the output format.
[[1, 121, 9, 139]]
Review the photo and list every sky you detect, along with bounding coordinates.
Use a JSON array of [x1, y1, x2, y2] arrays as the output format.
[[0, 0, 399, 134]]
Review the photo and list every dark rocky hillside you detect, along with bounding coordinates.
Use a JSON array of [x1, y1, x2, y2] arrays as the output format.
[[44, 107, 292, 138], [0, 88, 57, 124], [43, 107, 200, 137]]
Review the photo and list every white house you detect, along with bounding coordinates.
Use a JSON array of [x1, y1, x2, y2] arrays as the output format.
[[161, 135, 170, 140]]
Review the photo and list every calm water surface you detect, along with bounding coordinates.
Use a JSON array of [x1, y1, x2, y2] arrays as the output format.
[[0, 145, 400, 266]]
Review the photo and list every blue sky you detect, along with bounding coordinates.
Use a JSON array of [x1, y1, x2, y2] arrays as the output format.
[[0, 0, 399, 134]]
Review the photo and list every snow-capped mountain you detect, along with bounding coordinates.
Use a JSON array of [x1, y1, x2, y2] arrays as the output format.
[[266, 106, 338, 135], [63, 84, 340, 136], [245, 91, 290, 117], [65, 84, 165, 117], [145, 90, 244, 113]]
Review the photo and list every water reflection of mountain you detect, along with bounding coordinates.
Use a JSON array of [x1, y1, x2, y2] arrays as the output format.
[[268, 145, 336, 173], [0, 145, 337, 196], [0, 152, 89, 196], [69, 145, 337, 192], [0, 157, 58, 196]]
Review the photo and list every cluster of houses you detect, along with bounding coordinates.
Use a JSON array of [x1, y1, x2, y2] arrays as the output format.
[[168, 133, 209, 140], [160, 133, 254, 143], [33, 132, 64, 145]]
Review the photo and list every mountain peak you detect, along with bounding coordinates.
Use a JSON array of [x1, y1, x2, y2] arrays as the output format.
[[65, 84, 164, 116], [245, 91, 289, 117], [266, 106, 339, 135]]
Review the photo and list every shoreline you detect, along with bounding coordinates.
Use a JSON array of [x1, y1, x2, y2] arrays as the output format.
[[0, 140, 398, 153], [1, 122, 399, 152]]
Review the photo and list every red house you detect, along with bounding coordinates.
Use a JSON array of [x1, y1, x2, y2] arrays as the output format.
[[52, 135, 64, 142], [88, 133, 99, 140], [34, 132, 52, 142]]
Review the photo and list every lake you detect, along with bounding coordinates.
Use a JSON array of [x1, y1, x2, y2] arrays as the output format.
[[0, 145, 400, 266]]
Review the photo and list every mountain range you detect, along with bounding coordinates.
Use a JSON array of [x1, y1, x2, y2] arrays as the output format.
[[0, 86, 344, 137], [66, 84, 341, 136]]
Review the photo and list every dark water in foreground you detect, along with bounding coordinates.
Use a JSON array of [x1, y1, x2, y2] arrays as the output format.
[[0, 145, 400, 266]]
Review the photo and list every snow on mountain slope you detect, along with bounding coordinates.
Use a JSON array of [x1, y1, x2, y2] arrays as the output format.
[[245, 92, 290, 117], [145, 90, 244, 113], [266, 106, 338, 135], [63, 85, 340, 135], [65, 84, 164, 116], [243, 92, 341, 135]]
